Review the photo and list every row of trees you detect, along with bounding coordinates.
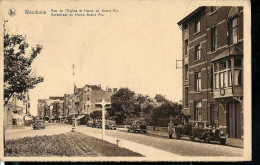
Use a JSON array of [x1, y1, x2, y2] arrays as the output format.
[[105, 88, 182, 127]]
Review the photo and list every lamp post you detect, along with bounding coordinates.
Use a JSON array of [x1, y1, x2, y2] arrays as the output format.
[[99, 98, 111, 141], [72, 64, 76, 131]]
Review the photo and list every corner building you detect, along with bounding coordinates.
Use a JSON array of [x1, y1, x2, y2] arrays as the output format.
[[178, 6, 243, 139]]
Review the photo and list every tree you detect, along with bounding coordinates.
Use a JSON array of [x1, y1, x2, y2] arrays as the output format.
[[90, 110, 102, 119], [4, 34, 44, 106], [107, 88, 137, 123]]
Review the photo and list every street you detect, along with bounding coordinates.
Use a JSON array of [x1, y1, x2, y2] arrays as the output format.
[[5, 123, 243, 157]]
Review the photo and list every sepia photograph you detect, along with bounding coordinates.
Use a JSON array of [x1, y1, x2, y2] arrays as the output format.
[[0, 0, 251, 162]]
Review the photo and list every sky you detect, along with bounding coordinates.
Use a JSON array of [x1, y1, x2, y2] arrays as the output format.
[[2, 0, 205, 116]]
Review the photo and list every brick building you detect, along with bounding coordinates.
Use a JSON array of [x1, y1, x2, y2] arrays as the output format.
[[178, 6, 243, 139]]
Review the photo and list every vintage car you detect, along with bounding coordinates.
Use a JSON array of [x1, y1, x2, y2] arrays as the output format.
[[33, 120, 46, 130], [105, 120, 117, 130], [174, 123, 193, 139], [127, 120, 147, 133], [174, 122, 226, 145]]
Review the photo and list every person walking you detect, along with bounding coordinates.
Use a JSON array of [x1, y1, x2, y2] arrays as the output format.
[[168, 120, 174, 139]]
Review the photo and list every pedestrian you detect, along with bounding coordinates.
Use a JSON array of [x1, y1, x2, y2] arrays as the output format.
[[168, 120, 174, 139]]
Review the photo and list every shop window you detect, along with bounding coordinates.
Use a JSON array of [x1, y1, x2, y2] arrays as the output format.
[[194, 102, 202, 121], [195, 71, 201, 92], [228, 17, 238, 45]]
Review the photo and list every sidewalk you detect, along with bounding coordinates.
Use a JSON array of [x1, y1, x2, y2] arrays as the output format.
[[146, 129, 244, 148], [75, 128, 182, 159]]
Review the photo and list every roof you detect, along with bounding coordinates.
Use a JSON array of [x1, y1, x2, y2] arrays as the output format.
[[210, 46, 243, 62], [84, 84, 100, 90], [49, 96, 64, 100], [177, 7, 205, 25]]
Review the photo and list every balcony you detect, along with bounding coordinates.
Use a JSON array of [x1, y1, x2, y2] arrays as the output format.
[[213, 86, 243, 99]]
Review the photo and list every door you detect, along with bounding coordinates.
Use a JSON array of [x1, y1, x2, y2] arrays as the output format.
[[228, 101, 242, 138]]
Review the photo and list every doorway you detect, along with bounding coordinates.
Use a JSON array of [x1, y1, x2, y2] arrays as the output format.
[[228, 101, 242, 138]]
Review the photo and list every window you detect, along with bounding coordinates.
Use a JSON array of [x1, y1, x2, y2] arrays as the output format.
[[234, 57, 242, 67], [219, 72, 226, 88], [228, 17, 238, 45], [219, 61, 226, 71], [185, 39, 189, 55], [210, 104, 216, 124], [87, 94, 90, 101], [194, 102, 202, 121], [195, 16, 200, 33], [214, 63, 218, 72], [211, 6, 217, 13], [228, 70, 232, 87], [195, 44, 201, 61], [211, 27, 217, 52], [185, 64, 188, 80], [215, 73, 219, 89], [234, 70, 242, 86], [211, 68, 214, 92], [185, 87, 189, 108], [195, 71, 201, 92]]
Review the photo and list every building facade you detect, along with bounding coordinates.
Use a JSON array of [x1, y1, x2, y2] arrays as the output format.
[[178, 6, 243, 139], [75, 84, 117, 115]]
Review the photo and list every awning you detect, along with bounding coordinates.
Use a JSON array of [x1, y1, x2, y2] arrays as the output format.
[[210, 46, 243, 62], [12, 114, 23, 120]]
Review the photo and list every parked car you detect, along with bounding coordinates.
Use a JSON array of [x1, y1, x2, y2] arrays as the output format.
[[105, 120, 117, 130], [127, 120, 147, 133], [174, 123, 193, 139], [190, 122, 226, 145], [33, 120, 46, 130]]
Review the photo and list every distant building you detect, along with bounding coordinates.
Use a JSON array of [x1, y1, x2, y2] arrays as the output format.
[[75, 84, 117, 115], [178, 6, 243, 139]]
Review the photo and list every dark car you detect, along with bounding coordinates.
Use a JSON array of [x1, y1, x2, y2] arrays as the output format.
[[189, 122, 226, 145], [127, 120, 147, 133], [33, 120, 46, 130], [174, 123, 193, 139]]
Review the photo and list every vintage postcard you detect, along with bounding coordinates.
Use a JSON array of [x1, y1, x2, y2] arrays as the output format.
[[0, 0, 251, 162]]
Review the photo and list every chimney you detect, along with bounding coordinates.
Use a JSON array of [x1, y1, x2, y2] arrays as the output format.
[[98, 84, 101, 90], [106, 86, 109, 91]]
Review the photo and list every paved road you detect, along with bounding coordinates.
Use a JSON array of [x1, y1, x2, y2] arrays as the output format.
[[5, 123, 72, 140], [76, 126, 243, 157], [5, 123, 243, 156]]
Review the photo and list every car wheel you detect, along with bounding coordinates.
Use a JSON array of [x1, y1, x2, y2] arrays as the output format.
[[143, 131, 147, 134], [220, 138, 226, 145], [204, 135, 210, 143], [176, 133, 181, 139], [127, 129, 130, 132]]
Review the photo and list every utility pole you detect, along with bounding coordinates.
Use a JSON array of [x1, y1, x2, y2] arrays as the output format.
[[72, 64, 76, 131]]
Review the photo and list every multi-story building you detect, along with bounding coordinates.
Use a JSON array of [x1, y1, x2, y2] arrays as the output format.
[[178, 6, 243, 139], [75, 84, 117, 115]]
